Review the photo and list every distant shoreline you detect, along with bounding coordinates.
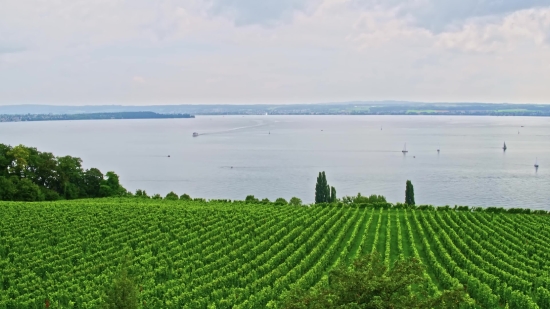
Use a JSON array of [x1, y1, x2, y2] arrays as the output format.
[[2, 113, 549, 122], [1, 102, 550, 117], [0, 111, 195, 123]]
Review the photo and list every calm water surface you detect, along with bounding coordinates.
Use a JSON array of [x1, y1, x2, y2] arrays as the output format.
[[1, 116, 549, 209]]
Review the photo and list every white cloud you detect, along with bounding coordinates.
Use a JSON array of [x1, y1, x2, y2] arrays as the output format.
[[0, 0, 549, 105], [435, 8, 550, 53]]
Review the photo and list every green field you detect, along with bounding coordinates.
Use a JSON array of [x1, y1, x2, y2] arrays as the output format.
[[1, 199, 550, 308]]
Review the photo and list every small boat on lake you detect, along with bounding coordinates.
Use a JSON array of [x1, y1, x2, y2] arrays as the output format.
[[535, 158, 539, 168], [193, 132, 199, 137], [402, 143, 408, 154], [503, 142, 507, 151]]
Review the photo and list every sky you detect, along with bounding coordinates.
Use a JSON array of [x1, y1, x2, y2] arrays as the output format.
[[1, 0, 550, 105]]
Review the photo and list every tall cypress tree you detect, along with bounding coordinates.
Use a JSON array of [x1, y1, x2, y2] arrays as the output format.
[[315, 171, 332, 204], [405, 180, 415, 206], [315, 172, 324, 204], [330, 186, 337, 203]]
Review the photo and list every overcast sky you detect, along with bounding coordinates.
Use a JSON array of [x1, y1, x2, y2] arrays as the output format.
[[1, 0, 549, 105]]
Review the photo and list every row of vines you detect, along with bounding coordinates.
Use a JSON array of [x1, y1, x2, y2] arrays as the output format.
[[0, 198, 549, 308]]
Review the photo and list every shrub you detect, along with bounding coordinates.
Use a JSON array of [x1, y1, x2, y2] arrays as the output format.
[[245, 195, 259, 203], [151, 194, 162, 200], [180, 194, 191, 200], [101, 267, 138, 309], [165, 191, 179, 200], [275, 198, 288, 205], [289, 197, 302, 206]]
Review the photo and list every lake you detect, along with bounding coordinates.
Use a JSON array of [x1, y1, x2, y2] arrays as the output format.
[[1, 115, 549, 209]]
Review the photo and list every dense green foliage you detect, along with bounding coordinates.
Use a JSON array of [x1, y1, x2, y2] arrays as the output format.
[[0, 144, 127, 201], [315, 171, 336, 204], [101, 267, 139, 309], [342, 193, 387, 205], [1, 199, 549, 308], [281, 252, 468, 309], [406, 180, 415, 206], [289, 197, 302, 206]]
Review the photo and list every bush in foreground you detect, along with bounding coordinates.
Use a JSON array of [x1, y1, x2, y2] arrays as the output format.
[[101, 267, 139, 309], [280, 252, 469, 309]]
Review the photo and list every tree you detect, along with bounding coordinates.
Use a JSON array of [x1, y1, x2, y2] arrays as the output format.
[[316, 172, 337, 204], [315, 172, 335, 204], [330, 186, 337, 203], [135, 189, 150, 198], [405, 180, 415, 206], [104, 171, 126, 196], [30, 151, 57, 189], [84, 168, 104, 198], [41, 187, 60, 201], [289, 197, 302, 206], [152, 194, 162, 200], [280, 252, 468, 309], [275, 198, 288, 205], [0, 143, 128, 201], [165, 191, 179, 200], [7, 145, 30, 177], [245, 195, 259, 203], [55, 155, 85, 198], [0, 144, 13, 176], [14, 178, 45, 201], [0, 176, 17, 200], [101, 267, 139, 309], [180, 193, 191, 200], [99, 185, 113, 198]]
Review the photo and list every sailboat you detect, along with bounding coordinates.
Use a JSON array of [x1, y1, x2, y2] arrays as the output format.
[[402, 143, 408, 154], [502, 142, 507, 151], [437, 144, 440, 153], [535, 158, 539, 168]]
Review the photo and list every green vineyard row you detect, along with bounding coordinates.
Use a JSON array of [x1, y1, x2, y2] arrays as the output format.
[[0, 199, 549, 308]]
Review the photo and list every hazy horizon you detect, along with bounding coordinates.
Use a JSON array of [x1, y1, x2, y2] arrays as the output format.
[[2, 0, 550, 105]]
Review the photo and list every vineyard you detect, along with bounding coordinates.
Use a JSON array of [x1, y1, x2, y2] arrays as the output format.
[[1, 199, 550, 308]]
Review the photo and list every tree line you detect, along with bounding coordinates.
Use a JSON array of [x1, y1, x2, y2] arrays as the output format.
[[315, 171, 415, 206], [313, 173, 548, 214], [0, 111, 194, 123], [1, 144, 545, 216], [0, 144, 127, 201]]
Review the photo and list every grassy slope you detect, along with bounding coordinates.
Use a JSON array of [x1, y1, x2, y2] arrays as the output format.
[[0, 199, 549, 308]]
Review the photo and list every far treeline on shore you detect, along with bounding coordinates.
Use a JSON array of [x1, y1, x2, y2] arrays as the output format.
[[1, 143, 549, 215], [1, 102, 550, 117], [0, 111, 194, 122]]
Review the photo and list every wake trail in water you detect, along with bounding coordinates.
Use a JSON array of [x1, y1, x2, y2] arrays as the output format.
[[199, 122, 269, 136]]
